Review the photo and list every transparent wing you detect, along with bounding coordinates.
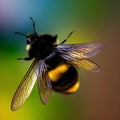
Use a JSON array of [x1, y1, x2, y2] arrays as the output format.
[[11, 59, 38, 111], [70, 59, 100, 72], [36, 60, 52, 105], [56, 42, 103, 61]]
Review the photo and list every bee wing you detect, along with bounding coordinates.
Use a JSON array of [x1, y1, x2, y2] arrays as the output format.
[[71, 59, 100, 72], [56, 42, 103, 60], [11, 59, 38, 111], [56, 42, 102, 72], [36, 60, 52, 105]]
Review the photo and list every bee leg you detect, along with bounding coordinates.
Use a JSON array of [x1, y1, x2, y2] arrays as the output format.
[[17, 57, 33, 61], [60, 31, 74, 44]]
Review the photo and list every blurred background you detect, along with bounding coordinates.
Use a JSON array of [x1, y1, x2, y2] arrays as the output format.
[[0, 0, 120, 120]]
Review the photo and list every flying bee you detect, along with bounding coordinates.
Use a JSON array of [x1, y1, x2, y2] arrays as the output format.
[[11, 17, 103, 111]]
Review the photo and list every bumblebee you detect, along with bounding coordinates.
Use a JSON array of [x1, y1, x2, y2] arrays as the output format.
[[11, 17, 103, 111]]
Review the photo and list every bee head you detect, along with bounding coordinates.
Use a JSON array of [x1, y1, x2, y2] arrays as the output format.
[[26, 33, 39, 44], [14, 17, 57, 52]]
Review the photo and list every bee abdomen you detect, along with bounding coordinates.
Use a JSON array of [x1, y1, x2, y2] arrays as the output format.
[[48, 64, 80, 94]]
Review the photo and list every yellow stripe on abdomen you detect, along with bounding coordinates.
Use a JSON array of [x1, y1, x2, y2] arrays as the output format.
[[64, 80, 80, 93], [48, 63, 70, 82]]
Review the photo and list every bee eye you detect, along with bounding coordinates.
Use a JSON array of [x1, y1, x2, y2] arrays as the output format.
[[28, 38, 31, 42], [27, 38, 32, 44]]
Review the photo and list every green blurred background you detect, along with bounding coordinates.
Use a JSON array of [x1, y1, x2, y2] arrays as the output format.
[[0, 0, 120, 120]]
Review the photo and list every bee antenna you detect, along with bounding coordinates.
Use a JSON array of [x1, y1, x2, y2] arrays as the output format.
[[14, 32, 28, 38], [61, 31, 75, 44], [30, 17, 37, 35]]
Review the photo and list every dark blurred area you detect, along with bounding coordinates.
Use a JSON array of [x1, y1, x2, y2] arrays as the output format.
[[0, 0, 120, 120]]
